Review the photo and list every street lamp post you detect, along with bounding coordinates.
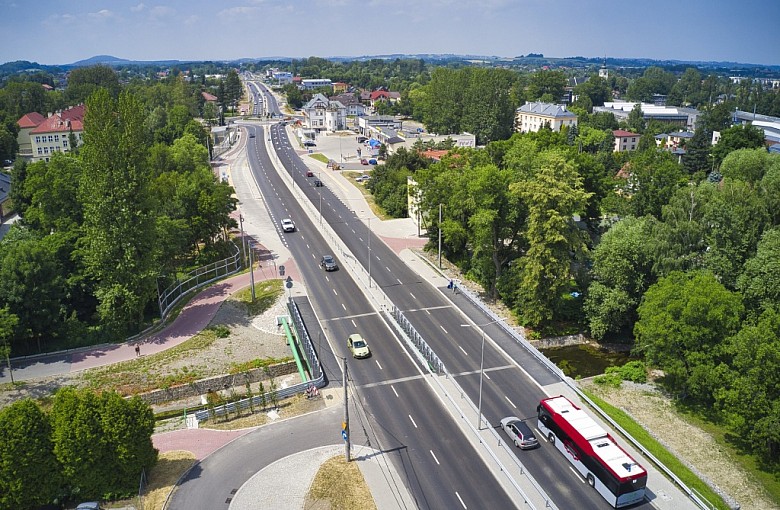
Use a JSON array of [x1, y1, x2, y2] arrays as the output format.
[[367, 217, 371, 287], [461, 318, 505, 430]]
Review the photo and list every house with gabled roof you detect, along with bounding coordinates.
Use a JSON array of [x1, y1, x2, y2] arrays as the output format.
[[515, 102, 578, 133], [16, 112, 46, 159], [302, 93, 346, 132], [26, 104, 85, 162]]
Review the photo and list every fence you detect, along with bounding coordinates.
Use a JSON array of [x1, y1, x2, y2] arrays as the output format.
[[157, 242, 242, 320], [452, 283, 718, 510], [192, 298, 324, 423]]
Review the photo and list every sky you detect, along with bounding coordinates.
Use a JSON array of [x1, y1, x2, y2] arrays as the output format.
[[1, 0, 779, 67]]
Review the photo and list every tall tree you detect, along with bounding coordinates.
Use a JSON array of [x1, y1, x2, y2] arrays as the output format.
[[634, 271, 743, 402], [711, 124, 766, 166], [527, 70, 567, 102], [0, 400, 63, 509], [512, 149, 591, 326], [79, 89, 157, 337]]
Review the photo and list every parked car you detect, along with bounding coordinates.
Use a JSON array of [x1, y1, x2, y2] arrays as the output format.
[[320, 255, 338, 271], [303, 140, 316, 147], [76, 503, 102, 510], [281, 218, 296, 233], [347, 333, 371, 359], [306, 170, 314, 177], [360, 158, 369, 165], [368, 159, 377, 165], [500, 417, 539, 450], [314, 179, 324, 187], [355, 174, 371, 182]]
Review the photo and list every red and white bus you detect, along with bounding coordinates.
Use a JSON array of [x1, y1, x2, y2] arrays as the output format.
[[537, 395, 647, 508]]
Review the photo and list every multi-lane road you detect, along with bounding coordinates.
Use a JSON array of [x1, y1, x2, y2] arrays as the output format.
[[172, 78, 685, 509]]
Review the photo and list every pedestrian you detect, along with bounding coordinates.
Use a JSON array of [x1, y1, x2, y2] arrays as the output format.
[[135, 344, 141, 357]]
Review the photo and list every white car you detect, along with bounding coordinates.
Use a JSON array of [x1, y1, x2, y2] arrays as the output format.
[[347, 333, 371, 359], [281, 218, 296, 232]]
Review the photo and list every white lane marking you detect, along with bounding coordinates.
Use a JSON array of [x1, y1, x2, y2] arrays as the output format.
[[391, 385, 399, 398], [408, 415, 418, 428], [430, 450, 440, 465], [397, 279, 403, 285], [342, 303, 347, 311], [375, 360, 383, 370], [440, 325, 448, 334], [455, 492, 467, 509], [458, 345, 468, 356], [484, 373, 491, 380], [409, 292, 416, 300], [333, 288, 338, 296], [504, 395, 517, 409], [351, 319, 357, 328], [386, 266, 391, 272], [569, 465, 584, 482]]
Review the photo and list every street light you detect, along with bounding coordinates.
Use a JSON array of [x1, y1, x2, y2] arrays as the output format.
[[461, 317, 505, 430]]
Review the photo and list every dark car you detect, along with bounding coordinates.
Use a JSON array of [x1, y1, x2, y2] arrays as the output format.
[[314, 179, 324, 187], [249, 133, 255, 138], [500, 417, 539, 450], [320, 255, 338, 271], [306, 170, 314, 177]]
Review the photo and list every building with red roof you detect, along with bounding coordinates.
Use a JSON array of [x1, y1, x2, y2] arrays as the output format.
[[612, 129, 640, 152], [20, 104, 85, 162]]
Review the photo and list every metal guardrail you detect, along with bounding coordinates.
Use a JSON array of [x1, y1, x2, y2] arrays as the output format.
[[157, 242, 242, 320], [391, 306, 446, 374], [193, 298, 324, 423], [453, 283, 718, 510]]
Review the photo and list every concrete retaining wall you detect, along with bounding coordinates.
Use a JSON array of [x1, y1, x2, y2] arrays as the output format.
[[135, 361, 297, 405]]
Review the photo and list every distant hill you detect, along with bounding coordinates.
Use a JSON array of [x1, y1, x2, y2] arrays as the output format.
[[69, 55, 132, 66]]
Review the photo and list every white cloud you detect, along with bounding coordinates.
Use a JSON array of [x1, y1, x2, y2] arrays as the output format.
[[217, 5, 261, 22], [149, 5, 175, 21], [88, 9, 115, 20], [183, 15, 198, 26], [131, 3, 146, 12], [42, 13, 78, 26]]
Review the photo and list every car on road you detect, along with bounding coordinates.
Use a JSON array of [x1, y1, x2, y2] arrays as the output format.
[[314, 179, 324, 187], [500, 417, 539, 450], [368, 158, 377, 165], [306, 170, 314, 177], [281, 218, 296, 232], [347, 333, 370, 358], [303, 140, 316, 147], [360, 158, 369, 165], [249, 133, 255, 138], [320, 255, 338, 271]]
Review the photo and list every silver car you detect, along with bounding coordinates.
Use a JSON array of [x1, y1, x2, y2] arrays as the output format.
[[281, 218, 296, 232], [500, 417, 539, 450]]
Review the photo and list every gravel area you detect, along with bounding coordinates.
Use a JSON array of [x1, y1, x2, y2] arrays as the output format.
[[581, 381, 778, 510]]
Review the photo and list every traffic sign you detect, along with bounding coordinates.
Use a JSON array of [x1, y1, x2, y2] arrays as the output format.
[[341, 430, 348, 441]]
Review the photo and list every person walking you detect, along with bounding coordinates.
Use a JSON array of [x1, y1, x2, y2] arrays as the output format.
[[135, 344, 141, 357]]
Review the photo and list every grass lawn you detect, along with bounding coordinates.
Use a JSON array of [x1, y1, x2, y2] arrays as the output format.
[[582, 390, 731, 510]]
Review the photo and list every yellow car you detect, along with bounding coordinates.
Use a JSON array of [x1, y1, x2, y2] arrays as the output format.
[[347, 333, 370, 359]]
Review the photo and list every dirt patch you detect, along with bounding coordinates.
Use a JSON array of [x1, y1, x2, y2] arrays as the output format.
[[0, 293, 294, 411], [582, 381, 778, 510]]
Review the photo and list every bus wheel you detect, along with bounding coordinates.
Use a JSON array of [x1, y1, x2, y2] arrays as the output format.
[[587, 474, 595, 487], [548, 433, 555, 445]]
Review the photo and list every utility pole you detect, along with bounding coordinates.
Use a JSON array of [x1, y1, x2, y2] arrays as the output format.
[[438, 203, 442, 269], [248, 240, 256, 302], [343, 357, 350, 462]]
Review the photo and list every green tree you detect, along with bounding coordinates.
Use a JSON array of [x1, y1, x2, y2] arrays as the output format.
[[79, 89, 157, 337], [584, 216, 657, 339], [0, 400, 63, 510], [626, 149, 686, 219], [0, 235, 65, 354], [720, 147, 775, 184], [634, 271, 743, 402], [574, 75, 611, 108], [224, 70, 242, 112], [626, 103, 646, 133], [527, 70, 567, 102], [718, 307, 780, 464], [512, 149, 591, 326], [711, 124, 767, 166], [737, 228, 780, 313], [667, 68, 703, 106], [64, 65, 121, 104], [759, 156, 780, 225]]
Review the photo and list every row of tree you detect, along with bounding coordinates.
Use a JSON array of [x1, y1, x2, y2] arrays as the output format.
[[0, 389, 157, 510], [1, 73, 237, 355]]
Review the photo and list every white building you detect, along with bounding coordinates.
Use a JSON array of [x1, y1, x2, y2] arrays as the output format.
[[301, 78, 333, 91], [515, 102, 578, 133], [612, 130, 640, 152], [302, 93, 346, 132]]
